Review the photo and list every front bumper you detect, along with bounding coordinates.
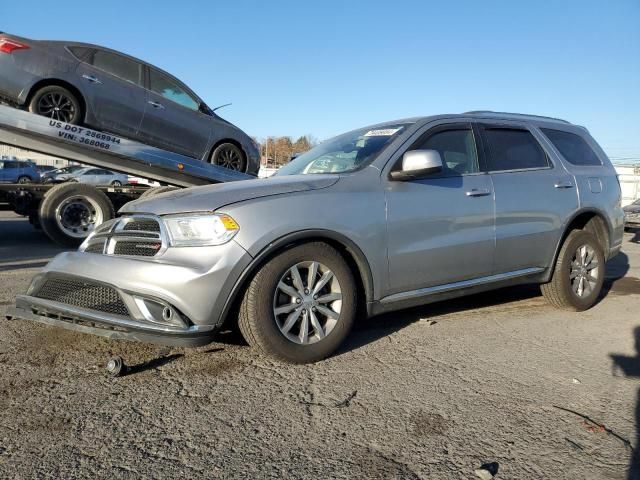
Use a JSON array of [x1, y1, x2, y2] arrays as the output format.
[[8, 240, 253, 347], [624, 213, 640, 227], [7, 297, 214, 347]]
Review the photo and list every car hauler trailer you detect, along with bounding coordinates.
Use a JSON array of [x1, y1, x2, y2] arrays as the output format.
[[0, 105, 252, 246]]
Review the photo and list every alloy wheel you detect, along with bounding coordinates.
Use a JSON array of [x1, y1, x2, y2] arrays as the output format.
[[215, 146, 243, 171], [273, 261, 343, 345], [570, 244, 599, 297], [36, 92, 76, 123]]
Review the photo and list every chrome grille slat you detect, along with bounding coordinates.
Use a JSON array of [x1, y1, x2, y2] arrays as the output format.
[[81, 215, 167, 258]]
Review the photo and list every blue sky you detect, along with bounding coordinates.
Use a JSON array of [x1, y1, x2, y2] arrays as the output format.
[[3, 0, 639, 160]]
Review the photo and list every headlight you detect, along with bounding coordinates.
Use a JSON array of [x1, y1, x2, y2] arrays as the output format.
[[163, 213, 239, 247]]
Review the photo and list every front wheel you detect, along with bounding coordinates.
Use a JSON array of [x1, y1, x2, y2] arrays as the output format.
[[238, 242, 357, 363], [211, 143, 246, 172], [541, 230, 605, 311]]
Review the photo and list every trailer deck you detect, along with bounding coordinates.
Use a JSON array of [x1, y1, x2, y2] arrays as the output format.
[[0, 105, 252, 187]]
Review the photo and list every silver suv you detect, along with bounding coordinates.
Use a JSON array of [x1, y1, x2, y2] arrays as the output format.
[[10, 112, 625, 363]]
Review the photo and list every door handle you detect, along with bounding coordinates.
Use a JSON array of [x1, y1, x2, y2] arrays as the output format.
[[148, 101, 165, 110], [466, 188, 491, 197], [82, 74, 102, 84], [554, 181, 574, 189]]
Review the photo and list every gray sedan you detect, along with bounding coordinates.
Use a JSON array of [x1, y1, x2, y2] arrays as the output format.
[[57, 167, 128, 186], [0, 33, 260, 174]]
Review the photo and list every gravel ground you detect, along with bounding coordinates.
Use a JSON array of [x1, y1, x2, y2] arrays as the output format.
[[0, 209, 639, 479]]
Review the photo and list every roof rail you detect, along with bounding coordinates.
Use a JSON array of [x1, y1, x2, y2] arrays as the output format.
[[463, 110, 570, 124]]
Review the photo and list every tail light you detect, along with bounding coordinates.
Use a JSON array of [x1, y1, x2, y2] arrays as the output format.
[[0, 38, 30, 54]]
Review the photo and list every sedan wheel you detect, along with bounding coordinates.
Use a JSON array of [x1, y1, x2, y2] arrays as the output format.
[[29, 86, 82, 124], [211, 143, 246, 172]]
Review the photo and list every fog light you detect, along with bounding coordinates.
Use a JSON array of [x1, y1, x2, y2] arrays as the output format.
[[133, 296, 186, 327]]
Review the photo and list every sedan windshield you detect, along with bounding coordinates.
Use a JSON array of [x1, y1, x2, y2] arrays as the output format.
[[275, 124, 410, 176]]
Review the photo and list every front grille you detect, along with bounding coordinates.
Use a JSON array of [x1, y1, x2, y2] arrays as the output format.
[[113, 240, 162, 256], [84, 241, 105, 254], [81, 215, 165, 258], [123, 219, 160, 232], [34, 277, 129, 317]]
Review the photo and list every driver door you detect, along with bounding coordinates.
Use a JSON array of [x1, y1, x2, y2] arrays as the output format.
[[385, 123, 495, 295]]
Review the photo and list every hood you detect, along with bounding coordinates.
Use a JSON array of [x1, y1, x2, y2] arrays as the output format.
[[121, 174, 340, 215], [624, 203, 640, 213]]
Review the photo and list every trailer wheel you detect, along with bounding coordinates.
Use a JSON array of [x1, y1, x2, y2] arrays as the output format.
[[39, 183, 115, 247], [138, 186, 179, 199]]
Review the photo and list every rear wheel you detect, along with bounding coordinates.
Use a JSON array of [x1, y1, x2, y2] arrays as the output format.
[[111, 180, 122, 187], [239, 242, 356, 363], [211, 143, 246, 172], [17, 176, 31, 184], [541, 230, 605, 311], [28, 85, 82, 124], [39, 183, 114, 246]]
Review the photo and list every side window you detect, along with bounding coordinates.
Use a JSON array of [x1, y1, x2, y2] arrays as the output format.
[[411, 127, 479, 175], [86, 169, 100, 175], [90, 50, 141, 86], [67, 46, 91, 61], [482, 127, 549, 171], [540, 128, 602, 166], [148, 70, 199, 111]]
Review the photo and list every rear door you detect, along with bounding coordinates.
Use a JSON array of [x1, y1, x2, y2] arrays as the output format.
[[0, 161, 7, 182], [385, 123, 495, 294], [75, 49, 146, 138], [137, 67, 211, 158], [477, 123, 578, 274]]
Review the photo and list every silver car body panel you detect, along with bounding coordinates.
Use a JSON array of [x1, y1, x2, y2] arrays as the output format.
[[10, 113, 625, 346]]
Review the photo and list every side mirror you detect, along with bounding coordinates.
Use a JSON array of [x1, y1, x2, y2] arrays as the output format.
[[390, 150, 443, 181]]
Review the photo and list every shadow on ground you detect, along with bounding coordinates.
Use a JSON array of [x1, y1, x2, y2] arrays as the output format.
[[610, 327, 640, 479]]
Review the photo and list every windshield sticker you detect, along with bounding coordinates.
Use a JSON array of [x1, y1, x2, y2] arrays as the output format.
[[363, 128, 402, 137]]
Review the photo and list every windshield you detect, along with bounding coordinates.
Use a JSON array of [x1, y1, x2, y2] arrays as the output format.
[[274, 124, 410, 176]]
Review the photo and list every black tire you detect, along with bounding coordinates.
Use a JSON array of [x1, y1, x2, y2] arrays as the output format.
[[238, 242, 357, 363], [111, 180, 122, 187], [211, 143, 246, 172], [138, 186, 179, 199], [541, 230, 605, 311], [39, 183, 114, 247], [28, 85, 82, 124], [17, 176, 31, 184]]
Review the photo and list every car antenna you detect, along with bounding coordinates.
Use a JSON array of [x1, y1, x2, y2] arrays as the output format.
[[212, 103, 232, 112]]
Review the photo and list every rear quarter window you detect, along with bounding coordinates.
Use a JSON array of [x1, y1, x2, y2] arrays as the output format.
[[540, 128, 602, 166], [66, 46, 92, 61]]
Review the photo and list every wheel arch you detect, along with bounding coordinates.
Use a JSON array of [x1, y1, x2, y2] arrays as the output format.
[[545, 209, 612, 282], [26, 78, 87, 122], [217, 230, 375, 328]]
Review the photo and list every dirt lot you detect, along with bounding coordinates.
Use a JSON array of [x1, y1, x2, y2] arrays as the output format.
[[0, 209, 639, 479]]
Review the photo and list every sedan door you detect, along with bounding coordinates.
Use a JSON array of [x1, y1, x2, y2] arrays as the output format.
[[477, 123, 578, 274], [385, 123, 495, 295], [78, 168, 100, 185], [137, 67, 211, 158], [75, 49, 146, 138]]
